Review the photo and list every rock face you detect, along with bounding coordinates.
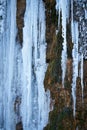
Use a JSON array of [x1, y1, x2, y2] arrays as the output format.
[[16, 0, 26, 46], [43, 0, 87, 130]]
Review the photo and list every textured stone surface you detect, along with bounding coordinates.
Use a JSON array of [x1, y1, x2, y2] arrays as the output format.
[[43, 0, 87, 129]]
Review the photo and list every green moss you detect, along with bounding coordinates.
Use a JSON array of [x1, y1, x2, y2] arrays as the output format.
[[44, 107, 73, 130], [44, 108, 58, 130], [44, 26, 63, 88], [49, 59, 62, 83]]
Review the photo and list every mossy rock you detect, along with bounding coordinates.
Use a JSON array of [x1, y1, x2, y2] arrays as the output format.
[[44, 107, 74, 130]]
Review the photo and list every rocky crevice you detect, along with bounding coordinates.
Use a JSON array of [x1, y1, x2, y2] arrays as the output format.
[[16, 0, 26, 46]]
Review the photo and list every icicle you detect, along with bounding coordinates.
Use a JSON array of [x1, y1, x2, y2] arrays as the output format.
[[61, 1, 67, 87], [56, 0, 70, 87], [71, 0, 74, 43], [72, 21, 79, 117]]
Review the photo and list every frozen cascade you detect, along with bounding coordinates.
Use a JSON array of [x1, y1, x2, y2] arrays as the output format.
[[4, 0, 16, 129], [72, 22, 79, 117], [56, 0, 70, 87], [0, 0, 50, 129], [21, 0, 50, 130], [0, 0, 23, 129], [0, 0, 6, 129]]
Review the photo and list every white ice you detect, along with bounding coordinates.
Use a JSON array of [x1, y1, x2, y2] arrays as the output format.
[[21, 0, 50, 130], [72, 21, 79, 117]]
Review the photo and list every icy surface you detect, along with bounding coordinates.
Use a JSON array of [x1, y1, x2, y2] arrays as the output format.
[[85, 9, 87, 19], [4, 0, 16, 129], [0, 0, 50, 130], [0, 0, 6, 34], [0, 0, 17, 129], [0, 0, 23, 129], [21, 0, 50, 130], [72, 22, 79, 117]]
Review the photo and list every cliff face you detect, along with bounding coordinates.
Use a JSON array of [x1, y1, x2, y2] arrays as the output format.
[[43, 0, 87, 130], [15, 0, 87, 130]]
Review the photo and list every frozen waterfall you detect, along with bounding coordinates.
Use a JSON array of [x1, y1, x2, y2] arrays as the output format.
[[0, 0, 17, 129], [0, 0, 85, 129], [0, 0, 50, 130], [0, 0, 23, 129], [21, 0, 50, 130]]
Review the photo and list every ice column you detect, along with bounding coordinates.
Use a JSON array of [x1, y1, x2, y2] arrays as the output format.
[[21, 0, 50, 130], [72, 22, 79, 117], [80, 54, 84, 102], [3, 0, 17, 129]]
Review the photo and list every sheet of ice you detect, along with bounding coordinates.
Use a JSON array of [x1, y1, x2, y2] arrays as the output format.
[[4, 0, 17, 129], [0, 0, 8, 129], [21, 0, 50, 130], [0, 0, 6, 34], [72, 21, 79, 117], [0, 0, 23, 129]]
